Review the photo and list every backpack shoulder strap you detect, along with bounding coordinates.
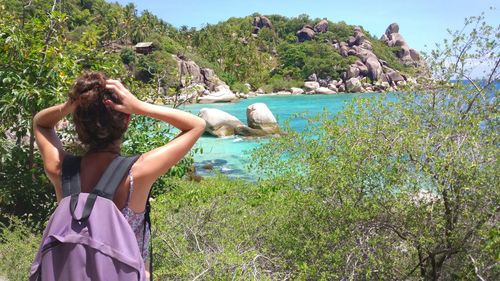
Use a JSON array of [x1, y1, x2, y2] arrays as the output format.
[[69, 155, 140, 222], [61, 154, 82, 197], [92, 155, 140, 200]]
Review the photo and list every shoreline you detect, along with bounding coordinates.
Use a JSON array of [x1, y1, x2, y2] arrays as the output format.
[[165, 90, 392, 106]]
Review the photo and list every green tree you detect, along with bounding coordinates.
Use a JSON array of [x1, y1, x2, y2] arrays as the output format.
[[252, 13, 499, 280]]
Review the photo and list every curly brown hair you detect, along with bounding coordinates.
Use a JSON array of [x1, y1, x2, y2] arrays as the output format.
[[68, 72, 128, 151]]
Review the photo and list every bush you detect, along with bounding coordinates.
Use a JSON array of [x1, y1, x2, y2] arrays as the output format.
[[0, 217, 40, 281], [277, 41, 357, 80], [260, 75, 302, 93], [120, 47, 136, 65], [122, 115, 202, 197], [0, 145, 56, 230], [151, 176, 338, 279], [230, 81, 250, 93]]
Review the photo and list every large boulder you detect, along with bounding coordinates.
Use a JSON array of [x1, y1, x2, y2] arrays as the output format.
[[339, 45, 349, 57], [315, 87, 336, 94], [346, 65, 360, 79], [355, 60, 369, 76], [198, 85, 237, 103], [234, 126, 270, 137], [253, 16, 273, 29], [387, 32, 407, 47], [365, 56, 384, 81], [409, 48, 420, 61], [201, 68, 224, 91], [327, 83, 338, 91], [304, 81, 320, 91], [172, 56, 205, 87], [386, 70, 405, 85], [297, 26, 315, 42], [307, 73, 318, 81], [383, 23, 420, 66], [385, 23, 399, 36], [346, 77, 363, 92], [246, 103, 280, 134], [199, 108, 244, 137], [172, 54, 230, 96], [291, 87, 305, 95], [314, 20, 329, 33]]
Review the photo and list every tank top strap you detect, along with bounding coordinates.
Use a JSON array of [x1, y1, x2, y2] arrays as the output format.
[[125, 170, 134, 206]]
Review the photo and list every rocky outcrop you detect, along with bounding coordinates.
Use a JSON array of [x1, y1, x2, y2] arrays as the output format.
[[247, 103, 280, 135], [200, 68, 224, 91], [327, 24, 414, 92], [314, 20, 329, 33], [253, 16, 273, 29], [381, 23, 421, 66], [176, 58, 204, 87], [173, 55, 227, 91], [252, 16, 273, 34], [199, 108, 244, 137], [297, 25, 315, 42], [385, 23, 399, 35], [171, 55, 238, 104]]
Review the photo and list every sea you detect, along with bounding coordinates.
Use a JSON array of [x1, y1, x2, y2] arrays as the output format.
[[177, 93, 381, 179]]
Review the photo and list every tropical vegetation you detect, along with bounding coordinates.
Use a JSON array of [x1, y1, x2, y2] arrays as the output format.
[[0, 0, 498, 280]]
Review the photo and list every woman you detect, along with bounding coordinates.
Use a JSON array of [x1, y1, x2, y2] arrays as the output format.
[[33, 72, 206, 277]]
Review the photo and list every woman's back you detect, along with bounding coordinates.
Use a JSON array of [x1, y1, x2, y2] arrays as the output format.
[[32, 71, 207, 278], [78, 153, 143, 213]]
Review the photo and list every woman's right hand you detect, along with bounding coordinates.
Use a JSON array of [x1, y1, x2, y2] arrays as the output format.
[[104, 79, 144, 115]]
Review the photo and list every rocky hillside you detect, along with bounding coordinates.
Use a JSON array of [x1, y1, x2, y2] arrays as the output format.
[[166, 14, 428, 102], [1, 1, 427, 104]]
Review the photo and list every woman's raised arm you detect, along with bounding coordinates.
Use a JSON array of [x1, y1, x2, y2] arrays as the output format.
[[104, 80, 206, 192], [33, 101, 75, 197]]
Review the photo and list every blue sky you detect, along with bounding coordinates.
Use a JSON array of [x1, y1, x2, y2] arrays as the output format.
[[110, 0, 499, 53]]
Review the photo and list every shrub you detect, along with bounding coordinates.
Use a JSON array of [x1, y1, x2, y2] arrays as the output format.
[[0, 217, 40, 281], [120, 47, 136, 65], [231, 81, 250, 93], [260, 75, 302, 93]]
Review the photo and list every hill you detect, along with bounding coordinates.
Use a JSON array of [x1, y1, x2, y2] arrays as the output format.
[[1, 0, 427, 106]]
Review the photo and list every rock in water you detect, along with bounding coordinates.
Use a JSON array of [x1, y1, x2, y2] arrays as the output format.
[[198, 85, 237, 104], [198, 108, 244, 137], [246, 103, 280, 134], [291, 87, 305, 95], [315, 87, 336, 94]]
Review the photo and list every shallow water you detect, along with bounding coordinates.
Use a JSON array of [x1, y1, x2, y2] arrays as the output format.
[[178, 93, 382, 179]]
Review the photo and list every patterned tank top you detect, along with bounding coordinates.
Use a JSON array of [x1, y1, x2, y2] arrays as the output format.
[[120, 171, 150, 261]]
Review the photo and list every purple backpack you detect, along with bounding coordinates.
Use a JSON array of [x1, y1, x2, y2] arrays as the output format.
[[30, 155, 146, 281]]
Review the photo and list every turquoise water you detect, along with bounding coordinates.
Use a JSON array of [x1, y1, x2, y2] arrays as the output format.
[[178, 93, 381, 179]]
